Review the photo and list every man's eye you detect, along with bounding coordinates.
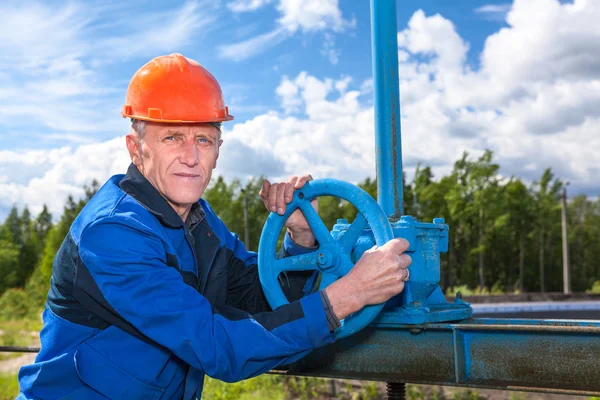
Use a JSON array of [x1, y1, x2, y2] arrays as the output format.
[[198, 138, 209, 143], [165, 136, 176, 141]]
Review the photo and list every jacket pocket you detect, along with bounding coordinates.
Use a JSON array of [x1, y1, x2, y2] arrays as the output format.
[[75, 342, 164, 400]]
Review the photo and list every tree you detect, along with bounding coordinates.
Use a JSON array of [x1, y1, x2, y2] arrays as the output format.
[[0, 240, 20, 293], [531, 168, 562, 292], [1, 206, 21, 244], [16, 207, 41, 288], [34, 181, 100, 300], [34, 205, 53, 243], [500, 179, 535, 291]]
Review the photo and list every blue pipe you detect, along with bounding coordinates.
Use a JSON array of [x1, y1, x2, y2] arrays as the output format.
[[371, 0, 403, 219]]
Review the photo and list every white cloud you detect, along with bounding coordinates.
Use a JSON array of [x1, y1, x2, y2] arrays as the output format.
[[275, 76, 302, 114], [474, 3, 512, 20], [276, 0, 355, 33], [475, 4, 512, 13], [0, 138, 130, 219], [397, 10, 469, 73], [321, 33, 341, 65], [0, 1, 218, 140], [218, 27, 289, 62], [224, 73, 375, 183], [481, 0, 600, 84], [393, 0, 600, 195], [219, 0, 353, 61], [0, 3, 88, 71], [94, 1, 218, 62], [227, 0, 274, 12]]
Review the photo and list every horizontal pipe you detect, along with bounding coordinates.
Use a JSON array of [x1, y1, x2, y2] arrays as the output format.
[[0, 346, 40, 353], [453, 323, 600, 333], [275, 318, 600, 396]]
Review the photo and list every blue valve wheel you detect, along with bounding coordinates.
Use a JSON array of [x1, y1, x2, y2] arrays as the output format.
[[258, 179, 394, 339]]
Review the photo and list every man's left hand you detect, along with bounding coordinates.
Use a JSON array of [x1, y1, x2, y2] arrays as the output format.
[[259, 175, 318, 248]]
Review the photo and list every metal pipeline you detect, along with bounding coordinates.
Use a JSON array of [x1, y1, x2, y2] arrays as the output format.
[[275, 317, 600, 396]]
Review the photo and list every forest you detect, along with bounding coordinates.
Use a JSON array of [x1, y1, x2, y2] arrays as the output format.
[[0, 150, 599, 322]]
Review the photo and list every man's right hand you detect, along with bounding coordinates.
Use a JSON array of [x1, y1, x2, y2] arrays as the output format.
[[324, 238, 412, 321]]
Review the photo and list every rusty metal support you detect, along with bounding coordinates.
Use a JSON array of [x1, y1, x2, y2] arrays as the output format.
[[274, 317, 600, 396]]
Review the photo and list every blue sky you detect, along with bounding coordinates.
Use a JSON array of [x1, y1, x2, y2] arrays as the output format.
[[0, 0, 599, 220]]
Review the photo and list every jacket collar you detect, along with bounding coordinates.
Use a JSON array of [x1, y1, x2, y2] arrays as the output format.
[[119, 163, 204, 229]]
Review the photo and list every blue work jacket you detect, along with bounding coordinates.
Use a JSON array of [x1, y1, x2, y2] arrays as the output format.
[[18, 164, 335, 399]]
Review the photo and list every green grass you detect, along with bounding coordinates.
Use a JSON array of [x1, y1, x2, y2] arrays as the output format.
[[0, 319, 41, 361], [0, 373, 19, 400], [204, 375, 286, 400], [203, 375, 384, 399]]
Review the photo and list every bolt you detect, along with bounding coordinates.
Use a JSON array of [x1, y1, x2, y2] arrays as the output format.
[[433, 218, 445, 224]]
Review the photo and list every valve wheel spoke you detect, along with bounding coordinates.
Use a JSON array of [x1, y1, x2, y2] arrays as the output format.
[[272, 251, 320, 275], [340, 213, 368, 253], [298, 200, 335, 247]]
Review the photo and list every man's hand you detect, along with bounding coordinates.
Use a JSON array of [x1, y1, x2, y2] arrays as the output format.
[[324, 238, 412, 320], [259, 175, 318, 248]]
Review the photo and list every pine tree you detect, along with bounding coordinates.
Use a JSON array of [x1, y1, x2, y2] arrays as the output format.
[[34, 205, 53, 243]]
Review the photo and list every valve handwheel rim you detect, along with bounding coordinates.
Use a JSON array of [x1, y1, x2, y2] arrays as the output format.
[[258, 178, 394, 339]]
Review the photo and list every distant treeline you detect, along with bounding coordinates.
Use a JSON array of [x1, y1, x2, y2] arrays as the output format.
[[0, 150, 599, 320]]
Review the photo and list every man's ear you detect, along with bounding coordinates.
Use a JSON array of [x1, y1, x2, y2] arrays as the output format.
[[126, 133, 142, 166], [214, 139, 223, 169]]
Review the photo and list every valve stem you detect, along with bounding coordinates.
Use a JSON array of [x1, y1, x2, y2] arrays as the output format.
[[387, 382, 406, 399]]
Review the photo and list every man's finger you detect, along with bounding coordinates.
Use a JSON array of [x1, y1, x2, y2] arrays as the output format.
[[387, 238, 410, 253], [268, 183, 278, 212], [294, 174, 313, 188], [285, 176, 297, 203], [260, 179, 270, 200], [276, 183, 288, 214], [398, 253, 412, 269]]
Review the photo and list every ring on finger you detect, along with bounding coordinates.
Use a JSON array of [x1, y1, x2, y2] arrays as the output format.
[[402, 269, 410, 282]]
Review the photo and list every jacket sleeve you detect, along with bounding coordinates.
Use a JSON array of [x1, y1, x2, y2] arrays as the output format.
[[76, 217, 335, 382], [215, 215, 320, 314]]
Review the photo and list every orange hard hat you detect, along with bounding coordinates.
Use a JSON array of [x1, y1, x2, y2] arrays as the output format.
[[121, 53, 233, 123]]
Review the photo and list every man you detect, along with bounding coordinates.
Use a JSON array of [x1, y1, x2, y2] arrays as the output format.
[[18, 53, 411, 399]]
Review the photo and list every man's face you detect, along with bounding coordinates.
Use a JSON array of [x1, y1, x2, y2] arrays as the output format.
[[126, 122, 222, 217]]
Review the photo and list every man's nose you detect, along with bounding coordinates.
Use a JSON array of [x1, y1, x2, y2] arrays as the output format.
[[180, 140, 199, 166]]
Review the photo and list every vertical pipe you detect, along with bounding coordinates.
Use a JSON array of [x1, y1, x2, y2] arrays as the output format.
[[561, 185, 571, 294], [242, 189, 250, 249], [371, 0, 403, 219]]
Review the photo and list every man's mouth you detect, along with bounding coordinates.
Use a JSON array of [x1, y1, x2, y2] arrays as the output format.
[[174, 173, 201, 178]]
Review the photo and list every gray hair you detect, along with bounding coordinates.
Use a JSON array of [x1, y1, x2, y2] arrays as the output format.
[[131, 119, 147, 139], [130, 119, 222, 140]]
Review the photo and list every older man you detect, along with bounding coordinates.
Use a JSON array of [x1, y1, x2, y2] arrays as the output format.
[[18, 54, 411, 400]]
